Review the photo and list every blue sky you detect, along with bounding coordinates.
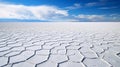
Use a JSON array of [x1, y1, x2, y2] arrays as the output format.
[[0, 0, 120, 22]]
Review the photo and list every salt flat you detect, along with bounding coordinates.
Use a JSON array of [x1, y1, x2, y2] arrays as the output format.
[[0, 22, 120, 67], [0, 22, 120, 32]]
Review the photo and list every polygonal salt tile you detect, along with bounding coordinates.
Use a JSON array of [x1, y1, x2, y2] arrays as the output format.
[[92, 46, 104, 54], [81, 52, 98, 59], [58, 41, 71, 44], [83, 58, 109, 67], [0, 47, 10, 52], [23, 43, 34, 47], [0, 50, 10, 57], [79, 47, 93, 53], [0, 57, 8, 66], [37, 61, 57, 67], [10, 47, 25, 51], [53, 45, 66, 50], [69, 51, 84, 63], [36, 50, 50, 55], [9, 51, 34, 64], [69, 42, 80, 46], [51, 46, 66, 54], [13, 62, 34, 67], [42, 45, 53, 49], [80, 48, 98, 59], [80, 43, 93, 48], [44, 42, 57, 46], [49, 55, 68, 63], [66, 46, 81, 50], [72, 39, 85, 43], [58, 49, 66, 55], [43, 43, 60, 49], [32, 41, 44, 45], [27, 55, 48, 65], [59, 62, 84, 67], [5, 51, 21, 57], [66, 50, 77, 56], [3, 64, 12, 67], [7, 42, 22, 47], [60, 43, 70, 47], [51, 43, 61, 47], [16, 38, 26, 42], [26, 45, 41, 50], [50, 49, 58, 54], [25, 37, 35, 42], [103, 52, 120, 67]]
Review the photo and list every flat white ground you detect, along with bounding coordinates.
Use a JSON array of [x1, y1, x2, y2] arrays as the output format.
[[0, 22, 120, 67], [0, 22, 120, 32]]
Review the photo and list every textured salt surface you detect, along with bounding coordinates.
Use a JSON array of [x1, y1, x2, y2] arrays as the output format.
[[0, 22, 120, 67]]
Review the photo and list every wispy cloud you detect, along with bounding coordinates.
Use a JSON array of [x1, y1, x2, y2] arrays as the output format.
[[85, 0, 109, 7], [85, 2, 98, 7], [109, 14, 120, 20], [75, 14, 105, 21], [0, 3, 68, 21], [74, 14, 120, 22], [99, 6, 118, 9], [66, 3, 81, 10]]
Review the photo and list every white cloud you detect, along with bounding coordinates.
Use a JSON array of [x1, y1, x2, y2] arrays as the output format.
[[85, 2, 97, 7], [109, 14, 120, 20], [75, 14, 105, 21], [0, 3, 68, 20], [66, 3, 81, 9], [85, 0, 108, 7], [99, 6, 118, 9]]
